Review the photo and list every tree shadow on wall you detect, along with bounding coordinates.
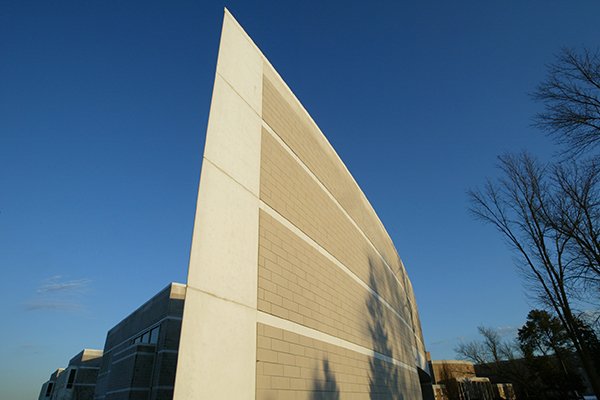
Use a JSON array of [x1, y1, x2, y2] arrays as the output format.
[[311, 359, 340, 400], [367, 257, 404, 400]]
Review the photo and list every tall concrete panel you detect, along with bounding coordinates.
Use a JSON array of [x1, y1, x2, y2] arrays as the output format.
[[174, 9, 428, 400]]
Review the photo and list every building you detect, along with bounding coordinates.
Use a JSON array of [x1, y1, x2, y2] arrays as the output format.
[[475, 356, 591, 399], [37, 283, 184, 400], [173, 8, 432, 400], [39, 8, 433, 400], [38, 369, 63, 400], [93, 283, 185, 400], [430, 360, 477, 382], [429, 360, 515, 400], [38, 349, 103, 400]]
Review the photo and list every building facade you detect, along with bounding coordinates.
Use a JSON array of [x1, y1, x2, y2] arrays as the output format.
[[38, 349, 103, 400], [93, 283, 185, 400], [38, 9, 432, 400], [429, 360, 515, 400], [173, 9, 430, 400]]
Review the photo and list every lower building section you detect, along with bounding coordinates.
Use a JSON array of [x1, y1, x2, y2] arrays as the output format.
[[256, 322, 422, 399], [94, 283, 185, 400], [39, 282, 429, 400], [38, 349, 103, 400], [428, 360, 516, 400]]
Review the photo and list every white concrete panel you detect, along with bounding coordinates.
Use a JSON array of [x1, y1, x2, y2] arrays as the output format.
[[216, 10, 263, 115], [174, 288, 257, 400], [174, 11, 262, 399], [204, 75, 262, 196], [186, 160, 259, 308]]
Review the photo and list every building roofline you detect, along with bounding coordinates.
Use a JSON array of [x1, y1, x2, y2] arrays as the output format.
[[430, 360, 474, 365], [106, 282, 185, 334]]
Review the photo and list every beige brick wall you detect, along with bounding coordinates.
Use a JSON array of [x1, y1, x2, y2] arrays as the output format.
[[252, 23, 427, 399], [258, 210, 415, 363], [260, 129, 412, 326], [261, 67, 427, 349], [263, 68, 405, 281], [256, 323, 422, 400]]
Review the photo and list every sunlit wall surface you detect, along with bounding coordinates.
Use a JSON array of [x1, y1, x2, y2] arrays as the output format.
[[174, 9, 428, 400]]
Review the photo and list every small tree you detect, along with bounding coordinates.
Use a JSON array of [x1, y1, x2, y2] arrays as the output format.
[[518, 310, 584, 399], [518, 310, 571, 358], [454, 336, 489, 365], [456, 327, 519, 369], [455, 326, 534, 399], [572, 315, 600, 370], [456, 326, 517, 365]]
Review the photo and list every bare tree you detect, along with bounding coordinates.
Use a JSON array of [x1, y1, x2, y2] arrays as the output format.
[[455, 338, 489, 365], [468, 153, 600, 397], [455, 326, 517, 365], [479, 326, 502, 362], [456, 326, 556, 399], [551, 160, 600, 295], [533, 48, 600, 157]]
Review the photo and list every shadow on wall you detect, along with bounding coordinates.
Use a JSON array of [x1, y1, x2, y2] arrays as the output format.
[[367, 257, 404, 400], [311, 359, 340, 400]]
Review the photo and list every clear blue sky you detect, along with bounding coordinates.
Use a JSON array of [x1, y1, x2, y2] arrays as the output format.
[[2, 1, 600, 399]]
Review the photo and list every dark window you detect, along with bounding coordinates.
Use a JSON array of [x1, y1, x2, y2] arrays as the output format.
[[45, 382, 54, 397], [66, 369, 77, 389], [132, 326, 160, 345], [149, 327, 159, 344]]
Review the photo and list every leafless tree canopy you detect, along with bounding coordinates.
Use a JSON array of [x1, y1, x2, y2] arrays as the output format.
[[455, 326, 517, 365], [552, 160, 600, 293], [468, 152, 600, 396], [533, 48, 600, 157], [468, 47, 600, 398], [455, 339, 489, 365]]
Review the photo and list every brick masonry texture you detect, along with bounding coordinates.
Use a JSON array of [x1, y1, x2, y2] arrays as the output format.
[[262, 68, 425, 351], [263, 68, 402, 278], [256, 323, 421, 400], [258, 210, 415, 363], [260, 129, 413, 328], [263, 70, 399, 268], [257, 48, 427, 398]]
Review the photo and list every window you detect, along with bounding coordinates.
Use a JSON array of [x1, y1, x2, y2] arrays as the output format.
[[45, 382, 54, 397], [66, 369, 77, 389], [149, 327, 160, 344], [131, 326, 160, 345]]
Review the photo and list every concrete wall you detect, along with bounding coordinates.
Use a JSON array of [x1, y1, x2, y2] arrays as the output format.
[[174, 9, 428, 400]]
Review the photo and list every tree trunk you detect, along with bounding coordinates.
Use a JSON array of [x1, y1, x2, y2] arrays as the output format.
[[563, 305, 600, 398], [575, 346, 600, 399]]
